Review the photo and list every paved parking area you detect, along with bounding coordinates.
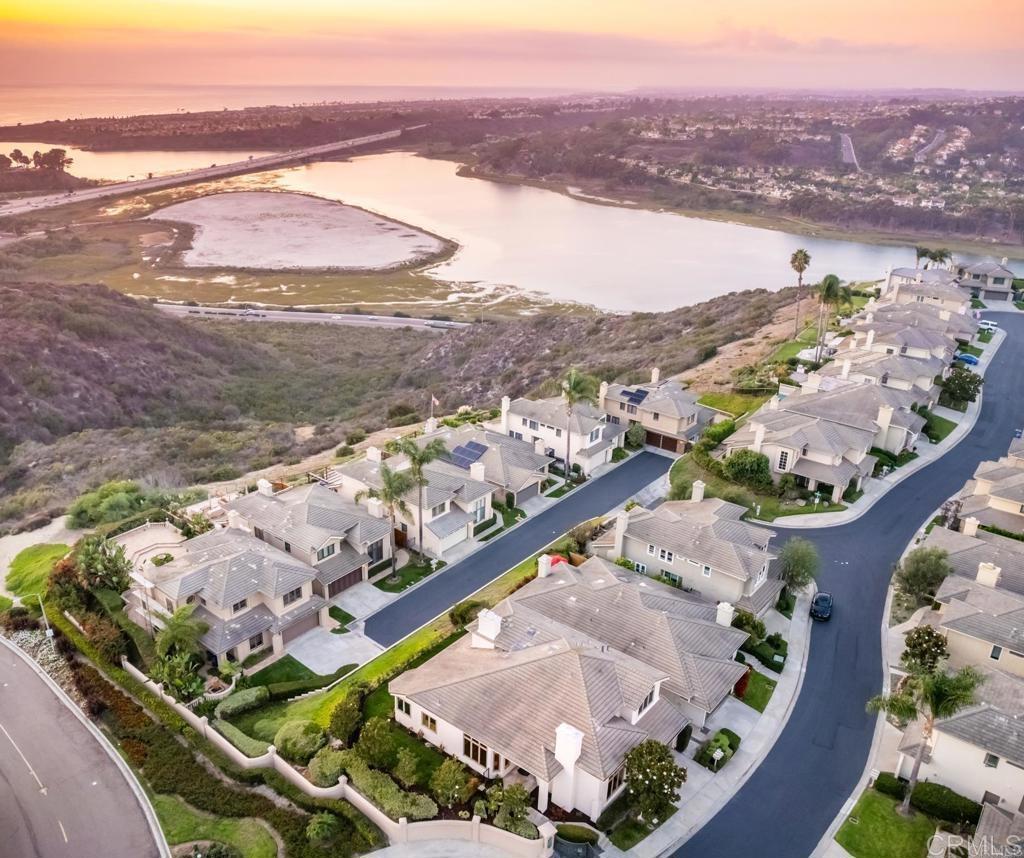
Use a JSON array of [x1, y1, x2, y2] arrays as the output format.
[[287, 626, 383, 675], [333, 582, 396, 619]]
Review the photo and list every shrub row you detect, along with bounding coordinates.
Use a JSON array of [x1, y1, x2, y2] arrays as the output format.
[[212, 719, 270, 758], [873, 772, 906, 800], [275, 720, 327, 764], [872, 773, 981, 826], [215, 685, 270, 719], [268, 676, 339, 700], [308, 747, 348, 788], [334, 749, 438, 821]]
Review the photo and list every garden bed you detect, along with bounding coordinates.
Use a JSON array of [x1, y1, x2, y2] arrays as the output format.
[[329, 605, 355, 634]]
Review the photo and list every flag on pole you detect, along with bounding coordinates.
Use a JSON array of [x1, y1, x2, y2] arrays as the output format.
[[431, 395, 440, 407]]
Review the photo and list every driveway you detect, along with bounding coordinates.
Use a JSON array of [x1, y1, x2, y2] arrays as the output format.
[[679, 312, 1024, 857], [286, 627, 383, 675], [0, 641, 163, 857], [364, 452, 671, 646]]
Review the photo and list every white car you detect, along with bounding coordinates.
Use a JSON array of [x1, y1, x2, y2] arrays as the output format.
[[978, 320, 999, 332]]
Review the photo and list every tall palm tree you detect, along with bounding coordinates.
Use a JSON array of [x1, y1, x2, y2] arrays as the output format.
[[867, 667, 983, 816], [813, 274, 844, 362], [155, 604, 210, 658], [356, 463, 414, 581], [560, 368, 598, 483], [914, 246, 931, 268], [927, 248, 952, 269], [394, 436, 448, 562], [790, 249, 811, 338]]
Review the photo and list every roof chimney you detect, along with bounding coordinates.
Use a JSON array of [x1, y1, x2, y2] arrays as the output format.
[[534, 437, 547, 456], [469, 461, 486, 483], [613, 508, 629, 558], [876, 404, 894, 436], [650, 367, 661, 385], [537, 553, 553, 578], [866, 329, 876, 349], [716, 601, 735, 627], [691, 479, 706, 503], [471, 609, 502, 649], [916, 271, 923, 284], [365, 497, 384, 518], [500, 395, 511, 434], [961, 516, 980, 537], [840, 359, 851, 380], [752, 422, 766, 454], [1002, 257, 1009, 266], [977, 561, 1001, 588], [598, 380, 609, 403], [226, 509, 247, 532], [256, 478, 274, 497], [366, 446, 382, 463], [554, 723, 584, 772]]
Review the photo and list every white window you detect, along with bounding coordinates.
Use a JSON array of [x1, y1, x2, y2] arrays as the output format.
[[283, 586, 302, 606], [232, 599, 248, 613], [248, 632, 264, 650], [555, 428, 562, 438], [606, 766, 625, 799], [431, 502, 447, 517], [991, 645, 1003, 660], [778, 451, 789, 471], [316, 543, 336, 562], [635, 562, 647, 574], [985, 753, 1000, 768], [589, 427, 601, 443], [658, 548, 674, 563], [528, 420, 539, 431], [637, 688, 655, 716], [703, 565, 712, 578], [396, 698, 411, 716], [421, 713, 437, 732], [647, 544, 656, 556]]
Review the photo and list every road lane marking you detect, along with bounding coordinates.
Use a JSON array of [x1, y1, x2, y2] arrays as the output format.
[[0, 721, 47, 794], [58, 819, 68, 842]]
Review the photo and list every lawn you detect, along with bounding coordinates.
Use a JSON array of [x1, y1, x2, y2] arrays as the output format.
[[152, 793, 277, 858], [329, 604, 355, 634], [921, 410, 957, 443], [737, 670, 777, 713], [979, 329, 994, 344], [697, 392, 771, 419], [959, 343, 983, 358], [247, 654, 318, 685], [608, 807, 678, 850], [835, 790, 936, 858], [547, 483, 574, 498], [669, 455, 845, 522], [971, 297, 987, 309], [5, 543, 69, 600], [373, 559, 445, 594]]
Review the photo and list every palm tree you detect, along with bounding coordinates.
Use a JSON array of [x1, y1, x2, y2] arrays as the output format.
[[813, 274, 845, 362], [927, 248, 951, 269], [914, 246, 931, 268], [394, 436, 448, 562], [560, 368, 599, 483], [155, 604, 210, 658], [790, 249, 811, 338], [356, 463, 414, 582], [867, 666, 983, 816]]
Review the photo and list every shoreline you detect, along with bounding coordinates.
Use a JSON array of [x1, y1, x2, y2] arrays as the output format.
[[452, 161, 1024, 261]]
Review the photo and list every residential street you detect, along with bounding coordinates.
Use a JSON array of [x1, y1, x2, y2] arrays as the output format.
[[680, 313, 1024, 857], [363, 452, 673, 645], [0, 643, 162, 858]]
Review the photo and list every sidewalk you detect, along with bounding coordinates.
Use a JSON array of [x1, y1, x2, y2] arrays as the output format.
[[778, 327, 1004, 530], [602, 590, 814, 858]]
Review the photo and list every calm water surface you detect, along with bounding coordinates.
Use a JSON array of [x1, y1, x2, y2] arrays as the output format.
[[272, 152, 1022, 312]]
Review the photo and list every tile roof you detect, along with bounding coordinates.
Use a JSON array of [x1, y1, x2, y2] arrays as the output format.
[[921, 526, 1024, 598], [507, 397, 609, 437], [974, 805, 1024, 853], [422, 424, 552, 492], [604, 379, 713, 423]]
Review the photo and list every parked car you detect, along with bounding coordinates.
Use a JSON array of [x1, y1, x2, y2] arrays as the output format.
[[810, 592, 834, 621], [978, 320, 999, 331], [955, 352, 980, 366]]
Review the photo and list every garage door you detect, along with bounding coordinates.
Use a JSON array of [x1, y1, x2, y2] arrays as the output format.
[[282, 610, 320, 644], [984, 290, 1011, 301], [515, 482, 540, 505], [327, 568, 363, 598]]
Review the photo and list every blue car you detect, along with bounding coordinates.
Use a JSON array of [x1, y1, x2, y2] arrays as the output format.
[[955, 352, 980, 366]]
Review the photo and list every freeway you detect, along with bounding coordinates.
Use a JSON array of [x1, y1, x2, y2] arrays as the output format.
[[364, 451, 673, 645], [0, 128, 406, 217], [156, 303, 469, 330], [680, 313, 1024, 857], [0, 641, 162, 858]]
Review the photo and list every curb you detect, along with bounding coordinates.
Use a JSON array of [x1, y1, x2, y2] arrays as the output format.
[[774, 326, 1004, 531], [0, 635, 172, 858]]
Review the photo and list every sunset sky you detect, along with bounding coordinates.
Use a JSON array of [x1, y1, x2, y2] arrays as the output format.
[[2, 0, 1023, 91]]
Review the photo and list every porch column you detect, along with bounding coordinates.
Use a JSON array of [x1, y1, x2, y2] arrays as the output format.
[[272, 632, 284, 655], [807, 478, 818, 491], [831, 483, 843, 504], [536, 779, 549, 813]]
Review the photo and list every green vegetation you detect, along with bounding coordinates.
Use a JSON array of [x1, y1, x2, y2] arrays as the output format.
[[697, 392, 771, 418], [329, 605, 355, 634], [835, 790, 936, 858], [737, 670, 776, 713], [958, 343, 983, 358], [919, 409, 957, 443], [978, 329, 994, 343], [151, 793, 278, 858], [556, 824, 600, 845], [608, 808, 678, 850], [373, 559, 445, 593], [248, 655, 318, 686], [971, 297, 987, 309], [6, 543, 68, 599]]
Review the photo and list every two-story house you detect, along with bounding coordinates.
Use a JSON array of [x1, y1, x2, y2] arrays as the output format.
[[330, 446, 494, 559], [390, 555, 745, 821], [838, 322, 958, 363], [857, 302, 977, 344], [593, 490, 781, 615], [494, 394, 625, 477], [226, 481, 392, 598], [956, 259, 1017, 303], [883, 267, 970, 314], [958, 448, 1024, 537], [803, 349, 945, 409], [125, 527, 330, 666], [600, 368, 715, 454]]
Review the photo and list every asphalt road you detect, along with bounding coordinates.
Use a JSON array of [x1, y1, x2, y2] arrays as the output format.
[[363, 451, 673, 645], [156, 303, 468, 330], [0, 644, 161, 858], [0, 128, 406, 217], [680, 313, 1024, 858]]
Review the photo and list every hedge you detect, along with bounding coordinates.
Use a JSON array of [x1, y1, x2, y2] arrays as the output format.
[[873, 772, 907, 800], [696, 730, 736, 770], [215, 686, 271, 719], [274, 720, 327, 764], [910, 781, 982, 826], [212, 719, 270, 758], [720, 728, 742, 753], [335, 750, 438, 821], [268, 669, 354, 700], [308, 747, 348, 788]]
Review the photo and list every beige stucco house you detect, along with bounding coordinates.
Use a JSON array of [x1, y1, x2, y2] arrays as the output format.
[[957, 449, 1024, 537], [956, 259, 1017, 303], [883, 267, 971, 314], [802, 349, 945, 408]]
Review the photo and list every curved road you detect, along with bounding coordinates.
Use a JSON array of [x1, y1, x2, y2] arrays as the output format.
[[680, 313, 1024, 857], [0, 642, 162, 857]]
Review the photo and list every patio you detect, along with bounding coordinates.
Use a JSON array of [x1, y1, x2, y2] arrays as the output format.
[[113, 521, 187, 568]]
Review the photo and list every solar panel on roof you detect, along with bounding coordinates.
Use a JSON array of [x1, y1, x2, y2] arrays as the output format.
[[465, 440, 488, 455], [450, 443, 485, 469]]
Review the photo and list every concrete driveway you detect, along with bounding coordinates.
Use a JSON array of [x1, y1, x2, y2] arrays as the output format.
[[287, 626, 383, 675]]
